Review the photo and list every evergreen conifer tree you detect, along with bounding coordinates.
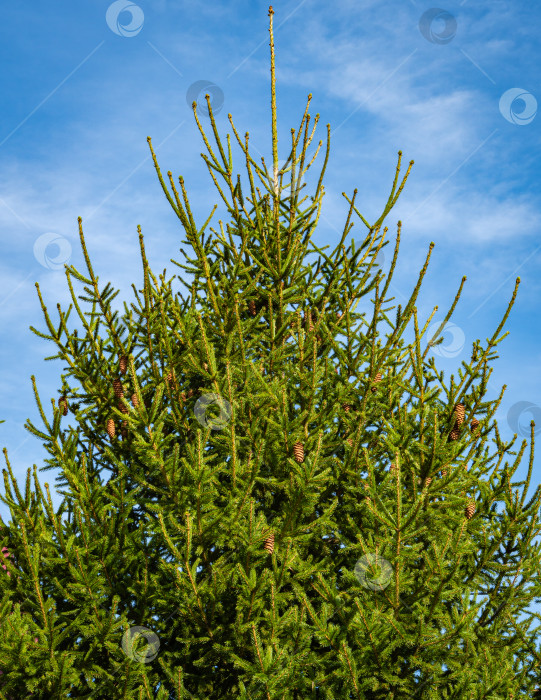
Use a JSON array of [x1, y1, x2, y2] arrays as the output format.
[[1, 5, 541, 698]]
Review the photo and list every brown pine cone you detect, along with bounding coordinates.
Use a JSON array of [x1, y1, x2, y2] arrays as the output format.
[[106, 419, 115, 439], [113, 378, 124, 399], [58, 396, 68, 416], [465, 501, 476, 519], [119, 355, 128, 375], [370, 372, 382, 393], [293, 442, 304, 463], [449, 428, 460, 441], [454, 403, 466, 428], [264, 532, 275, 554]]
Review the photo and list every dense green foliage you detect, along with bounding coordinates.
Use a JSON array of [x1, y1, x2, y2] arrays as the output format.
[[1, 6, 541, 698]]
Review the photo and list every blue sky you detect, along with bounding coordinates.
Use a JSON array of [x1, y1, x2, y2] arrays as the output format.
[[1, 0, 540, 690]]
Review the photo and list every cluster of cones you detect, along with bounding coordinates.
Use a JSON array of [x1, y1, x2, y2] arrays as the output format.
[[54, 353, 480, 562]]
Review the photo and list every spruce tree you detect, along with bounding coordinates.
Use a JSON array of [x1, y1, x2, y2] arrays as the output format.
[[1, 5, 541, 698]]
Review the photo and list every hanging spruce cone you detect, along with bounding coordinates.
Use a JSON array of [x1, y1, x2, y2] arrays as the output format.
[[449, 427, 460, 441], [343, 404, 351, 412], [470, 418, 480, 435], [106, 419, 115, 439], [119, 355, 128, 375], [453, 403, 465, 428], [293, 442, 304, 463], [346, 437, 353, 447], [113, 378, 124, 399], [131, 393, 139, 408], [58, 396, 68, 416], [465, 500, 476, 519], [248, 299, 257, 317], [370, 372, 382, 393], [264, 532, 275, 554], [120, 420, 128, 440], [166, 370, 173, 383], [118, 399, 129, 415], [448, 403, 465, 441]]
